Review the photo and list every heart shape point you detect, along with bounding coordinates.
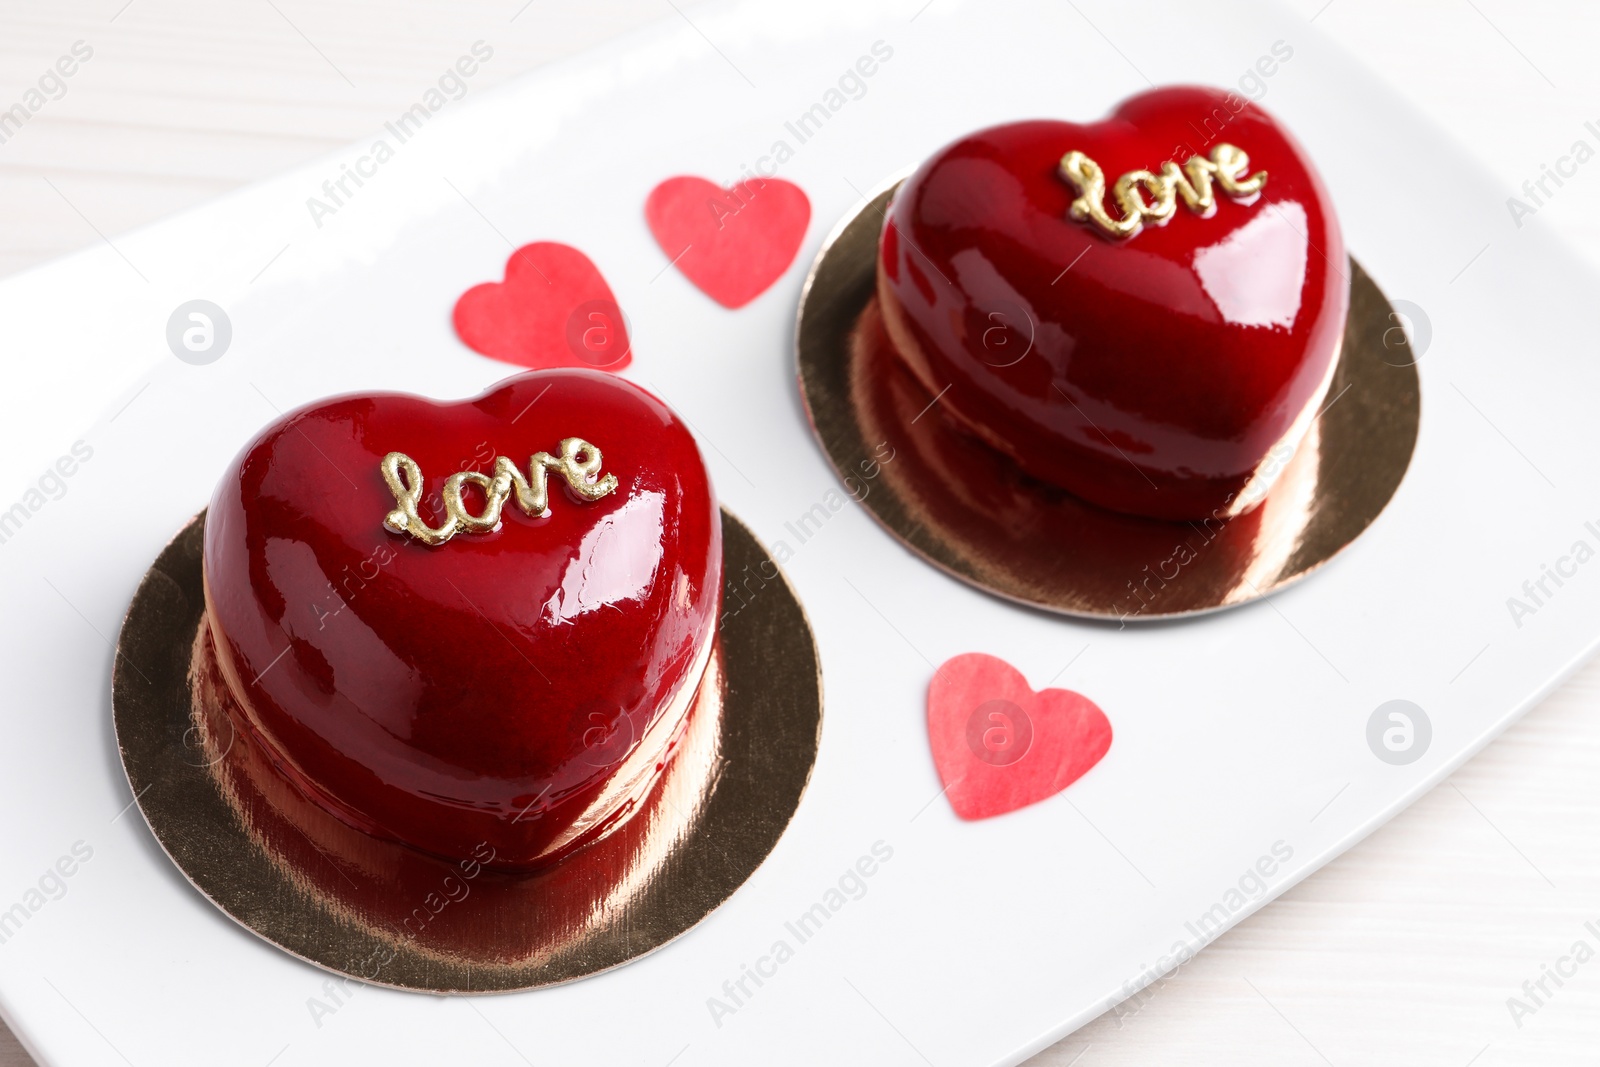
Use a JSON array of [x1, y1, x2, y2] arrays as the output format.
[[878, 86, 1347, 521], [453, 241, 632, 371], [928, 653, 1112, 821], [645, 176, 811, 308], [202, 369, 720, 868]]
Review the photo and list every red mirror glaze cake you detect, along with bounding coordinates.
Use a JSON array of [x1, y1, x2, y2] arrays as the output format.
[[201, 369, 721, 870], [877, 86, 1348, 521]]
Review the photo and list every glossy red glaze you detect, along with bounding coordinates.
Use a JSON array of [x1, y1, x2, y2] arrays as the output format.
[[202, 370, 721, 870], [878, 86, 1347, 521]]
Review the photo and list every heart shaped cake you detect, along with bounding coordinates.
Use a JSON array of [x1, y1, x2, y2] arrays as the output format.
[[877, 86, 1347, 521], [202, 369, 721, 869]]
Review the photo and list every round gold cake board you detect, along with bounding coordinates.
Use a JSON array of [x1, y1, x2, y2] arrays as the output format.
[[796, 177, 1420, 620], [112, 508, 821, 994]]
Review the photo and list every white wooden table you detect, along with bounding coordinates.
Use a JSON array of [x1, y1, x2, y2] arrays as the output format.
[[2, 2, 1597, 1063]]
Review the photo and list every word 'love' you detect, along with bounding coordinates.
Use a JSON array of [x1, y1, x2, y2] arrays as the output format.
[[1058, 142, 1268, 240], [381, 437, 618, 547]]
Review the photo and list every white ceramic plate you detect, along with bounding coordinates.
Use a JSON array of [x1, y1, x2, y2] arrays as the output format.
[[0, 1, 1596, 1064]]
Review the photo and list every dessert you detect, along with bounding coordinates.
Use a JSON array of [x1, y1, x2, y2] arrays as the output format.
[[201, 369, 721, 870], [876, 86, 1347, 521]]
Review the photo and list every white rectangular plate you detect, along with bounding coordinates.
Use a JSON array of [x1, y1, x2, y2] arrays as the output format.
[[0, 1, 1596, 1064]]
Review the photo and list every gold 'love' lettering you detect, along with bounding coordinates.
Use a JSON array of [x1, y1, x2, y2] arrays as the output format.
[[380, 437, 618, 547], [1057, 142, 1268, 240]]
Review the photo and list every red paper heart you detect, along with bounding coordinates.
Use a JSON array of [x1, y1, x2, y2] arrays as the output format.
[[927, 653, 1112, 820], [645, 176, 811, 308], [879, 86, 1347, 520], [202, 370, 720, 868], [453, 241, 632, 371]]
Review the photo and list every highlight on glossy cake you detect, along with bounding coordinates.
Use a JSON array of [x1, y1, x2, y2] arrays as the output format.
[[199, 369, 722, 871], [876, 85, 1348, 522]]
